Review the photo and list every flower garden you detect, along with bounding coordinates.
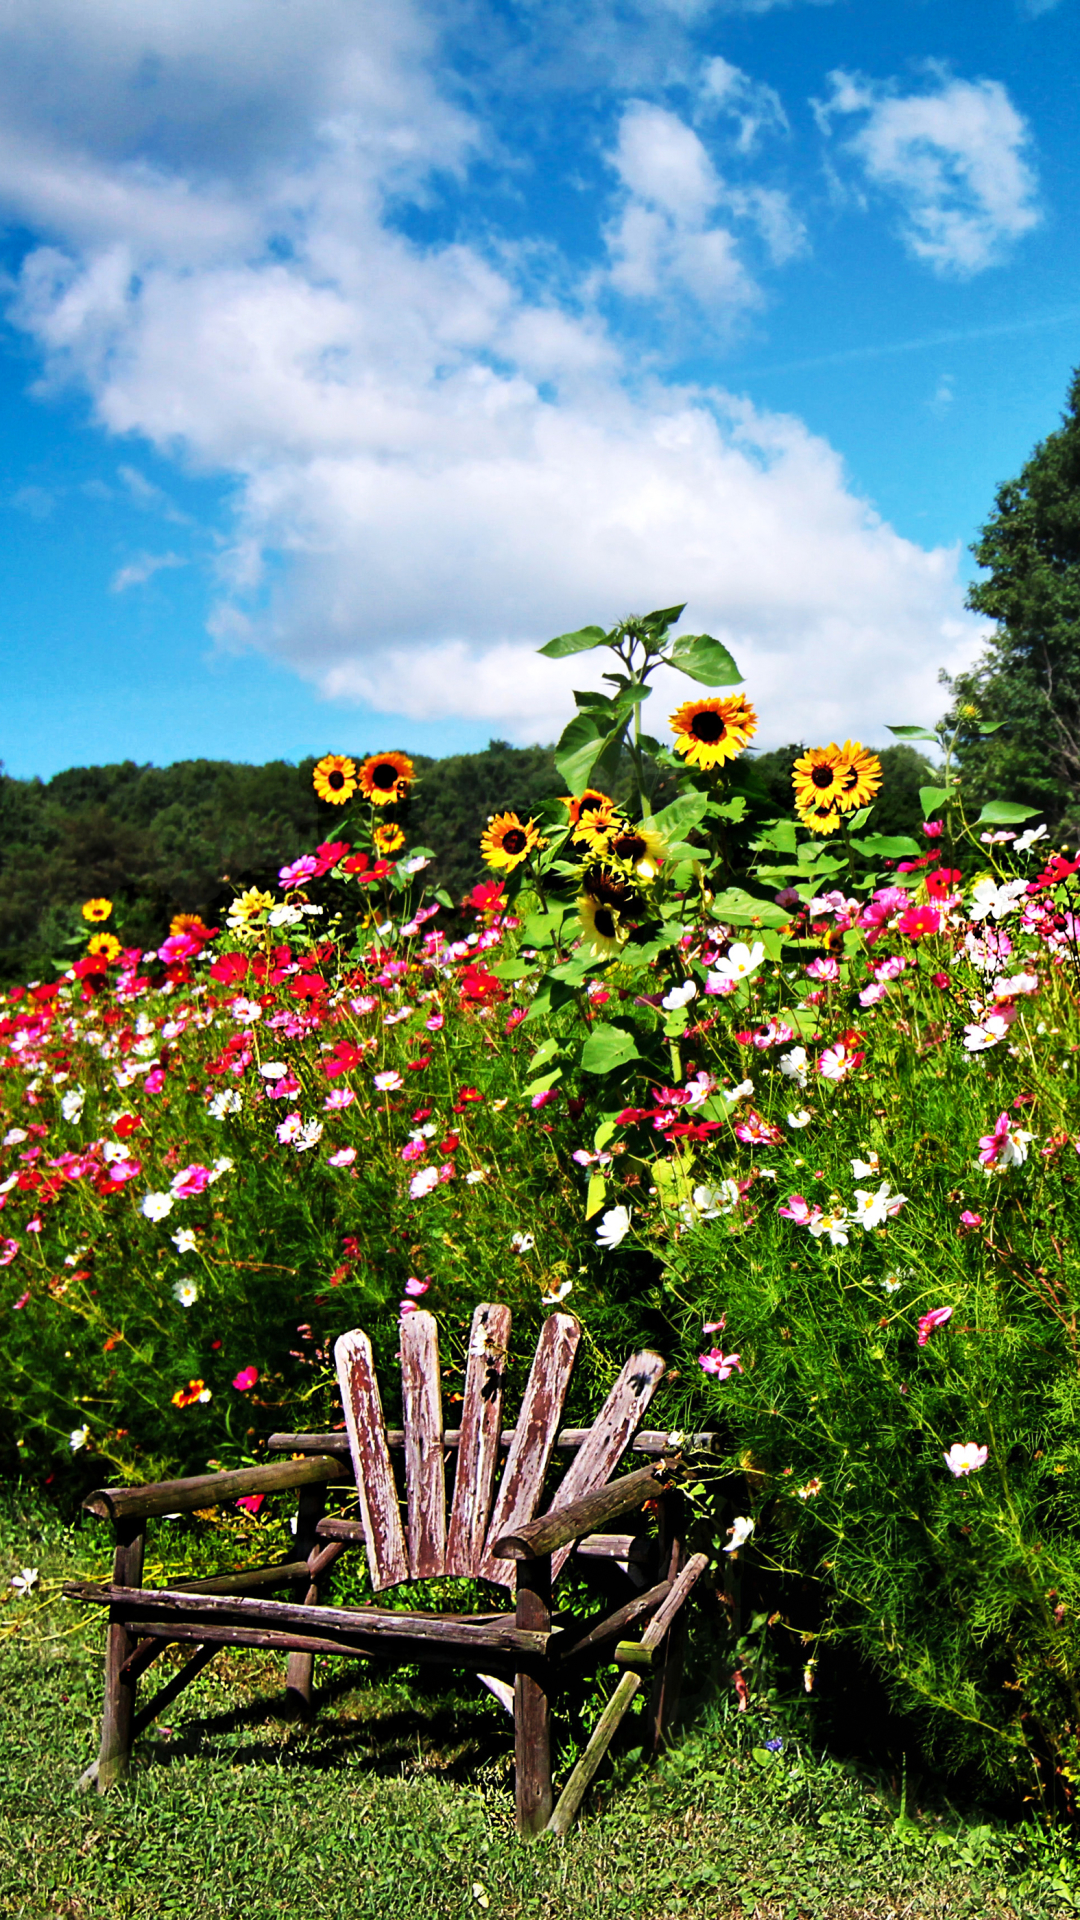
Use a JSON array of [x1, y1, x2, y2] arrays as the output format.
[[5, 604, 1080, 1821]]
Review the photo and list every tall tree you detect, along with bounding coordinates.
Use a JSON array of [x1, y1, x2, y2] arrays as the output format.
[[941, 366, 1080, 834]]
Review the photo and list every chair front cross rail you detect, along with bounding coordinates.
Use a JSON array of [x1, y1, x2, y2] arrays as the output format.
[[66, 1304, 709, 1833]]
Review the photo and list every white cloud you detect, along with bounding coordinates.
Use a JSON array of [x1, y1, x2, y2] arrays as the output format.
[[818, 69, 1040, 276], [110, 550, 187, 592], [699, 56, 788, 152], [0, 1, 983, 751]]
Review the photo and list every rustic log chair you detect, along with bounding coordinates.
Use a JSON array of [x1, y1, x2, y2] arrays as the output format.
[[66, 1304, 713, 1835]]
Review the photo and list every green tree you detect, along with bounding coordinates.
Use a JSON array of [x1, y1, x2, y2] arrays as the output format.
[[942, 365, 1080, 835]]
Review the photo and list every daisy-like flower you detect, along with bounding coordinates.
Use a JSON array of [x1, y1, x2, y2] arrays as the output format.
[[69, 1424, 91, 1450], [171, 1227, 198, 1253], [567, 793, 621, 855], [779, 1046, 809, 1088], [140, 1191, 175, 1221], [231, 1366, 258, 1391], [709, 940, 766, 987], [358, 751, 414, 806], [480, 811, 545, 872], [1014, 824, 1048, 854], [170, 912, 215, 942], [562, 789, 615, 832], [670, 694, 757, 770], [699, 1348, 743, 1380], [87, 932, 122, 962], [208, 1090, 242, 1118], [851, 1181, 906, 1230], [9, 1567, 38, 1595], [792, 746, 845, 813], [944, 1442, 988, 1477], [608, 821, 667, 879], [818, 1038, 864, 1082], [81, 898, 113, 923], [808, 1206, 850, 1247], [724, 1516, 754, 1552], [313, 754, 358, 805], [173, 1279, 199, 1307], [373, 822, 406, 856], [661, 980, 697, 1011], [596, 1205, 632, 1249], [511, 1231, 535, 1254], [226, 888, 275, 934]]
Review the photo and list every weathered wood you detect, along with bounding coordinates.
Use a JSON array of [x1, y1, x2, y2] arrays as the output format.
[[613, 1640, 655, 1671], [477, 1672, 516, 1716], [334, 1329, 408, 1591], [82, 1454, 348, 1523], [270, 1426, 717, 1457], [174, 1560, 312, 1596], [130, 1643, 218, 1739], [557, 1581, 672, 1663], [87, 1617, 526, 1673], [66, 1582, 546, 1656], [478, 1311, 580, 1588], [401, 1310, 447, 1578], [645, 1496, 692, 1751], [492, 1460, 676, 1562], [546, 1551, 709, 1838], [514, 1555, 553, 1836], [285, 1480, 329, 1717], [315, 1516, 366, 1544], [546, 1351, 664, 1579], [94, 1517, 145, 1793], [446, 1302, 511, 1577]]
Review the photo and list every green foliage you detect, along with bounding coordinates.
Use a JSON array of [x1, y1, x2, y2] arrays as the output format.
[[943, 365, 1080, 834]]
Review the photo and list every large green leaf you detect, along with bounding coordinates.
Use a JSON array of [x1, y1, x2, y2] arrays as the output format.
[[976, 800, 1041, 824], [553, 713, 605, 790], [580, 1022, 642, 1074], [538, 625, 610, 658], [710, 888, 791, 929], [667, 634, 742, 687], [651, 791, 710, 841], [919, 785, 951, 818], [642, 604, 687, 635], [887, 724, 941, 742], [851, 834, 922, 859]]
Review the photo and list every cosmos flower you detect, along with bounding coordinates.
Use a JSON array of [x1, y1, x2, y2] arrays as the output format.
[[944, 1443, 988, 1477], [596, 1205, 632, 1249]]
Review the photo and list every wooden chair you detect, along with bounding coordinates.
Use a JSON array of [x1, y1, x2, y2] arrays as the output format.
[[66, 1305, 711, 1834]]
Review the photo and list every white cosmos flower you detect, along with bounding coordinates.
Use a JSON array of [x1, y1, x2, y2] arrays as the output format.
[[208, 1090, 242, 1118], [851, 1154, 880, 1178], [944, 1443, 988, 1477], [661, 980, 698, 1011], [709, 941, 766, 986], [229, 996, 263, 1024], [258, 1062, 288, 1080], [786, 1109, 812, 1129], [9, 1567, 38, 1595], [723, 1078, 754, 1103], [808, 1208, 850, 1247], [140, 1192, 175, 1222], [779, 1047, 809, 1088], [61, 1088, 85, 1123], [596, 1205, 632, 1250], [723, 1516, 755, 1554], [968, 876, 1029, 923], [465, 1168, 489, 1185], [293, 1120, 324, 1153], [208, 1157, 233, 1182], [69, 1425, 91, 1452], [171, 1228, 198, 1254], [173, 1279, 199, 1307], [1013, 825, 1048, 854], [511, 1231, 535, 1254], [850, 1182, 905, 1231]]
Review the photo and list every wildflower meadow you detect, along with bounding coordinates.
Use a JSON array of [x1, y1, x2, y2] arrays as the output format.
[[4, 604, 1080, 1817]]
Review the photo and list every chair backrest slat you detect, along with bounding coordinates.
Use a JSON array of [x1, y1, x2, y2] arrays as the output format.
[[334, 1330, 408, 1591], [445, 1303, 512, 1578], [477, 1311, 580, 1588], [400, 1310, 447, 1578], [545, 1350, 665, 1580]]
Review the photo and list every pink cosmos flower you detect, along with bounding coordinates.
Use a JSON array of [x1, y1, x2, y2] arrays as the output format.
[[328, 1147, 357, 1167], [25, 1215, 44, 1233], [279, 855, 319, 887], [858, 983, 888, 1008], [232, 1366, 259, 1391], [235, 1494, 265, 1515], [323, 1088, 356, 1111], [698, 1349, 743, 1380], [12, 1290, 30, 1309], [958, 1210, 983, 1235], [374, 1069, 403, 1092], [410, 1166, 440, 1198], [805, 957, 840, 983], [401, 1138, 427, 1162], [931, 972, 950, 989], [424, 1012, 445, 1031], [779, 1195, 814, 1225], [404, 1276, 430, 1297], [979, 1112, 1034, 1169], [734, 1109, 783, 1146], [531, 1088, 559, 1110], [144, 1069, 166, 1095], [944, 1443, 988, 1477], [922, 820, 944, 838], [702, 1315, 726, 1334], [917, 1306, 954, 1347], [1, 1240, 21, 1266], [817, 1041, 864, 1082], [157, 933, 201, 965], [170, 1163, 211, 1198], [897, 904, 942, 941]]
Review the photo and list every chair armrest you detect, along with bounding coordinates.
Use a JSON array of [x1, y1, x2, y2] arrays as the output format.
[[491, 1459, 679, 1562], [82, 1454, 350, 1525]]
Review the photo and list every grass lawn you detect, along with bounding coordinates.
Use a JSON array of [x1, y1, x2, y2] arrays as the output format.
[[2, 1488, 1079, 1920]]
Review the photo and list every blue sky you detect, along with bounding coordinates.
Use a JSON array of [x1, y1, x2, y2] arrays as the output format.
[[0, 0, 1077, 780]]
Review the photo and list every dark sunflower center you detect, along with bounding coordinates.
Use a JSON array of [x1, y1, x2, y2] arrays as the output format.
[[811, 765, 836, 790], [841, 766, 859, 789], [373, 762, 399, 790], [502, 828, 528, 855], [328, 769, 346, 790], [691, 711, 726, 743], [594, 907, 617, 938], [612, 833, 645, 862]]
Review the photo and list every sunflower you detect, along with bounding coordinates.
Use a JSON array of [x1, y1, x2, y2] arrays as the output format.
[[669, 694, 757, 770], [373, 822, 406, 856], [480, 812, 544, 872], [569, 797, 622, 856], [313, 754, 358, 805], [81, 897, 113, 924], [834, 740, 883, 810], [87, 932, 122, 962], [358, 751, 415, 806], [562, 789, 616, 829], [579, 863, 641, 916], [170, 913, 215, 942], [577, 892, 629, 960], [796, 797, 843, 837], [608, 821, 667, 880], [791, 745, 845, 813]]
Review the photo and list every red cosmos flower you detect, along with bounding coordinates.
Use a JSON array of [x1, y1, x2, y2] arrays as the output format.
[[465, 879, 506, 917], [235, 1495, 265, 1515], [114, 1113, 143, 1139], [897, 903, 942, 941], [323, 1040, 367, 1078], [232, 1366, 259, 1391], [458, 968, 505, 1005], [925, 867, 962, 901], [288, 974, 328, 1000], [406, 1055, 432, 1071], [1036, 852, 1080, 888], [210, 952, 250, 985], [456, 1088, 484, 1105]]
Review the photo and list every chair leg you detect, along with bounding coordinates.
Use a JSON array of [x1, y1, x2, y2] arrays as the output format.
[[645, 1607, 687, 1754], [514, 1557, 553, 1836], [284, 1483, 329, 1721], [90, 1519, 145, 1793]]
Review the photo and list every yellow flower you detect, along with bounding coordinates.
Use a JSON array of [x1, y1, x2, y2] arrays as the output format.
[[796, 798, 843, 837], [87, 932, 122, 962], [373, 822, 406, 856], [226, 887, 274, 932], [669, 695, 757, 769], [480, 812, 544, 872], [608, 821, 668, 880], [81, 898, 113, 924], [313, 754, 358, 805], [569, 797, 622, 856], [562, 788, 616, 830], [834, 740, 883, 810], [577, 892, 629, 959], [170, 913, 214, 941], [792, 745, 845, 813], [358, 751, 415, 806]]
